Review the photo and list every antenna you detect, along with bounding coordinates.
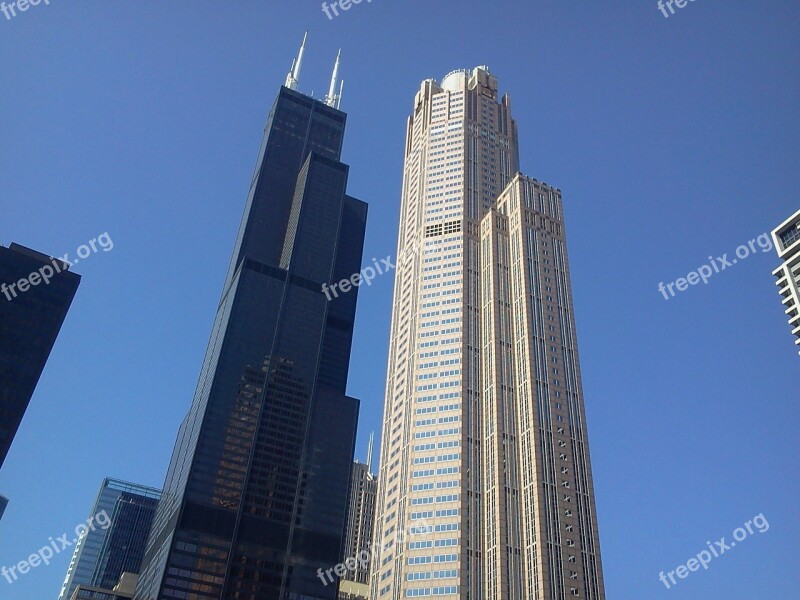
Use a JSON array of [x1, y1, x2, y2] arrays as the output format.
[[325, 50, 342, 108], [284, 31, 308, 91], [367, 431, 374, 474], [336, 79, 344, 110], [285, 58, 296, 88]]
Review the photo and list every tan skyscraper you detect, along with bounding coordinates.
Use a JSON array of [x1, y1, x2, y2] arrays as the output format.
[[371, 67, 605, 600]]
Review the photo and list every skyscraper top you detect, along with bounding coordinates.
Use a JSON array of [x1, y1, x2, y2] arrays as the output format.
[[283, 32, 344, 108]]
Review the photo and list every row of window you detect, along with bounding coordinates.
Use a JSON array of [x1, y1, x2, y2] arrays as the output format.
[[415, 427, 459, 439], [409, 508, 459, 521], [407, 570, 458, 581], [405, 585, 458, 597], [407, 554, 458, 565], [411, 454, 460, 465]]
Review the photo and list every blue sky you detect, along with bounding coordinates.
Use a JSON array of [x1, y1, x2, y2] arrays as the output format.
[[1, 1, 798, 599]]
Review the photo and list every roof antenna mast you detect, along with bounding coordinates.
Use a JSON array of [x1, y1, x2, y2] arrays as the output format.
[[325, 49, 342, 108], [285, 31, 308, 91], [367, 431, 374, 474]]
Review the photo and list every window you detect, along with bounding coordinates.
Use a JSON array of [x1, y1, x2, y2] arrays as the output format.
[[780, 225, 800, 249]]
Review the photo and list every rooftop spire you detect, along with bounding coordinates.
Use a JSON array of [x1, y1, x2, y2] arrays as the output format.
[[324, 49, 342, 108], [367, 431, 374, 474], [284, 31, 308, 91]]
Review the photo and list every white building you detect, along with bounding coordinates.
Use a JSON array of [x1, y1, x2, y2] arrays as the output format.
[[371, 67, 605, 600], [772, 209, 800, 354]]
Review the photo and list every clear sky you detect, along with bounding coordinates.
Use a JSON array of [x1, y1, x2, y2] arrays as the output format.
[[1, 1, 798, 599]]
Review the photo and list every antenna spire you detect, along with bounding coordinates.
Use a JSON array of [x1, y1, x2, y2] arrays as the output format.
[[325, 49, 342, 108], [285, 31, 308, 91], [367, 431, 374, 474]]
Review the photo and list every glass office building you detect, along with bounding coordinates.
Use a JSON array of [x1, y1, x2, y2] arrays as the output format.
[[134, 45, 368, 600], [0, 243, 80, 469], [58, 479, 161, 600]]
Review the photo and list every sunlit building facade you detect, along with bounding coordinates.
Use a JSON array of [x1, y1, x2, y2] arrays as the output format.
[[370, 67, 605, 600]]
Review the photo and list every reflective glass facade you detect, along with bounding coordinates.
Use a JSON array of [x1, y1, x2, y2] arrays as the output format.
[[135, 86, 367, 600], [59, 479, 162, 600], [0, 243, 80, 469], [93, 492, 161, 589]]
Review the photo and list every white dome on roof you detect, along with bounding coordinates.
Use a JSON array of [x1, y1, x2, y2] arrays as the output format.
[[442, 69, 469, 91]]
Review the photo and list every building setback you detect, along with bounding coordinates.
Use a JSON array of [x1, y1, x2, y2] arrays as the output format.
[[370, 67, 605, 600], [134, 36, 367, 600], [0, 243, 80, 469], [771, 208, 800, 354], [58, 479, 161, 600]]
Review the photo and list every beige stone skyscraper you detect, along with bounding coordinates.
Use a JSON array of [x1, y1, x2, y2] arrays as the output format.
[[370, 66, 605, 600]]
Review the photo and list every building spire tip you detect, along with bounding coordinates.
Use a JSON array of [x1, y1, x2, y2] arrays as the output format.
[[325, 49, 343, 108], [285, 32, 308, 91]]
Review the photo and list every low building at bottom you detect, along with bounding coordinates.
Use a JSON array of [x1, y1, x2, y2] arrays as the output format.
[[338, 579, 369, 600], [70, 572, 137, 600]]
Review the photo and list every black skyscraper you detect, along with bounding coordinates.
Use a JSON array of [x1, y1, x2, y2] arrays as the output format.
[[135, 39, 367, 600], [0, 243, 80, 469]]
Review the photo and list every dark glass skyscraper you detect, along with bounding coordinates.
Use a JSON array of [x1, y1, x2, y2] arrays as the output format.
[[0, 243, 80, 469], [93, 491, 161, 590], [135, 40, 367, 600], [59, 479, 162, 600]]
